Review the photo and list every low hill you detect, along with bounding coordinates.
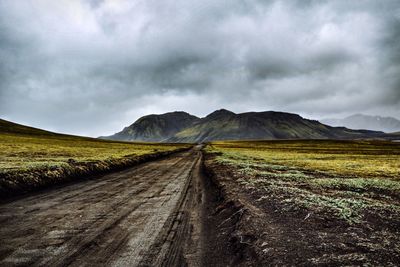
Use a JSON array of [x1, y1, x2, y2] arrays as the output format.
[[0, 118, 57, 136], [321, 114, 400, 133], [0, 118, 191, 198], [101, 111, 200, 142], [104, 109, 385, 143]]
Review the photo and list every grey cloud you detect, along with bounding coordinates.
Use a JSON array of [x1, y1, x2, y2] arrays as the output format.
[[0, 0, 399, 136], [379, 14, 400, 106]]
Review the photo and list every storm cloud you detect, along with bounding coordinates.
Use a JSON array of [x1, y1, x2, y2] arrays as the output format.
[[1, 0, 399, 136]]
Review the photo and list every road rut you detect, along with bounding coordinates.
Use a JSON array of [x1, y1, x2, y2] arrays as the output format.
[[0, 148, 202, 266]]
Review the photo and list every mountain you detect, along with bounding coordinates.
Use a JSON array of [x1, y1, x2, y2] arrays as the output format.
[[101, 111, 200, 142], [321, 114, 400, 133], [168, 109, 383, 143], [104, 109, 386, 143]]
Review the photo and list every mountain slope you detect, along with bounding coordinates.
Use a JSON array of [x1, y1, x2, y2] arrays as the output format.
[[168, 110, 383, 143], [0, 119, 57, 136], [321, 114, 400, 133], [103, 109, 387, 143], [102, 111, 200, 142]]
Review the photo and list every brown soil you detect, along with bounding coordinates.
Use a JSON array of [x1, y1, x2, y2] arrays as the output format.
[[203, 153, 400, 266], [1, 147, 398, 266], [0, 148, 205, 266]]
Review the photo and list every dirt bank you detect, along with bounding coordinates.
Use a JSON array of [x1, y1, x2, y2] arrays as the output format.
[[202, 152, 400, 266], [0, 147, 190, 201]]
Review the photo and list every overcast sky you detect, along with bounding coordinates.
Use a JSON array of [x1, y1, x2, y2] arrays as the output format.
[[1, 0, 399, 136]]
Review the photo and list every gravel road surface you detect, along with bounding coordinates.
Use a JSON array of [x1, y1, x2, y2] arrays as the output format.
[[0, 147, 204, 267]]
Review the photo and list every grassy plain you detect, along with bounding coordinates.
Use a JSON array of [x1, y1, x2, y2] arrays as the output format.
[[0, 120, 190, 198], [0, 132, 186, 171], [204, 140, 400, 265], [205, 140, 400, 222]]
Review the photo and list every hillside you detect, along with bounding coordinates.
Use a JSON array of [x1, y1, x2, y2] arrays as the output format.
[[102, 111, 200, 142], [168, 110, 383, 142], [0, 118, 58, 136], [104, 109, 385, 143], [321, 114, 400, 133]]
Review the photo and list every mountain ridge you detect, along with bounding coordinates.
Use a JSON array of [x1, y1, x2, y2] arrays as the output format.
[[321, 114, 400, 133], [103, 110, 390, 143], [101, 111, 200, 142]]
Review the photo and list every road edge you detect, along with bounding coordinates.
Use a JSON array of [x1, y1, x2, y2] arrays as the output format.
[[0, 147, 192, 202]]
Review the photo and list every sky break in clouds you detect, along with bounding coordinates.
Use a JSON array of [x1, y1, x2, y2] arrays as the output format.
[[0, 0, 400, 136]]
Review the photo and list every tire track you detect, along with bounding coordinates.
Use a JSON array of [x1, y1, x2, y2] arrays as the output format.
[[0, 148, 201, 267]]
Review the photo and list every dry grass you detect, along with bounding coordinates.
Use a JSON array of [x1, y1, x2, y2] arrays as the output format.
[[205, 140, 400, 223], [0, 133, 188, 171], [207, 140, 400, 179], [0, 132, 191, 198]]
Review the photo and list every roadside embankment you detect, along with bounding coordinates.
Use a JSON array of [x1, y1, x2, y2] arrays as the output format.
[[201, 152, 262, 267], [0, 147, 190, 200], [202, 143, 400, 266]]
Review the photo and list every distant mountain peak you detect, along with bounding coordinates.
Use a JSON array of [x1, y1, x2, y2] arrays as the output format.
[[205, 109, 236, 119], [136, 110, 192, 119], [321, 114, 400, 133], [104, 111, 200, 142]]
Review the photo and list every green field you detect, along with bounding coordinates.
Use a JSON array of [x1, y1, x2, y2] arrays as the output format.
[[0, 119, 190, 197], [0, 132, 187, 171], [205, 140, 400, 223]]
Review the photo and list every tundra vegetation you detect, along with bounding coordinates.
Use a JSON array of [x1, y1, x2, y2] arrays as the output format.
[[205, 140, 400, 222], [204, 140, 400, 265], [0, 123, 190, 198]]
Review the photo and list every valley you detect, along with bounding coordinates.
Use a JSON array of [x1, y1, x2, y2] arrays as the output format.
[[1, 120, 399, 266], [3, 1, 400, 266]]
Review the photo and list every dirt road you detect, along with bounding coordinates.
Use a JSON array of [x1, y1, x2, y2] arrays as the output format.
[[0, 147, 206, 266]]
